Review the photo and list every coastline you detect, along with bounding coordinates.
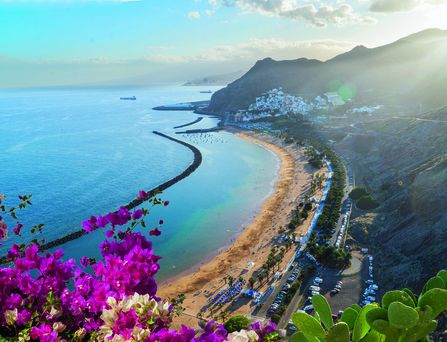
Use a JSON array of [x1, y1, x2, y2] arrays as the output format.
[[157, 129, 317, 326]]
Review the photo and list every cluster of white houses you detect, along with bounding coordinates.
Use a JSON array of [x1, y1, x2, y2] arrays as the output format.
[[230, 88, 347, 123]]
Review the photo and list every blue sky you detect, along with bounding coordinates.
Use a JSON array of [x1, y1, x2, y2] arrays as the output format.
[[1, 0, 447, 87]]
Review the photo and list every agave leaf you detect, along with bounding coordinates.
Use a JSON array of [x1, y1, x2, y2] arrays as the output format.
[[352, 304, 376, 342], [387, 302, 419, 329], [292, 312, 326, 340], [312, 294, 334, 329], [382, 290, 415, 309], [418, 288, 447, 319], [340, 307, 359, 330]]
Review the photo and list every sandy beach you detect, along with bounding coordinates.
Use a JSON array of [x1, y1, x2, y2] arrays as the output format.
[[158, 130, 324, 327]]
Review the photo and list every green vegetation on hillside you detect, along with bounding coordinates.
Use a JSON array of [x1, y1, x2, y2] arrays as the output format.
[[350, 187, 380, 210], [307, 241, 351, 268], [349, 187, 368, 200]]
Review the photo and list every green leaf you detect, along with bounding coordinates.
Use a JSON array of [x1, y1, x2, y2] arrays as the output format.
[[353, 304, 376, 342], [437, 270, 447, 284], [399, 307, 438, 342], [387, 302, 419, 329], [382, 290, 415, 309], [360, 330, 382, 342], [312, 294, 334, 329], [350, 304, 362, 313], [402, 288, 417, 306], [365, 308, 388, 327], [292, 312, 326, 340], [340, 307, 359, 330], [290, 332, 310, 342], [418, 288, 447, 319], [370, 320, 402, 341], [422, 276, 446, 293], [325, 322, 350, 342]]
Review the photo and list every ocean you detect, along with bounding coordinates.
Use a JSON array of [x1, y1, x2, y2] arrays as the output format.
[[0, 85, 279, 280]]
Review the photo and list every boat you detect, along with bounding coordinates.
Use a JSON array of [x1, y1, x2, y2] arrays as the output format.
[[120, 96, 136, 100], [200, 90, 212, 94]]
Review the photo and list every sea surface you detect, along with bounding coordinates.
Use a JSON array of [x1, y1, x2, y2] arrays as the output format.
[[0, 85, 279, 280]]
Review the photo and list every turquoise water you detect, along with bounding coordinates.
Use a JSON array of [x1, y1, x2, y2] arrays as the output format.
[[0, 85, 279, 280]]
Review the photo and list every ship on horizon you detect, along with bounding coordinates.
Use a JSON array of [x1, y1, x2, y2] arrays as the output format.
[[200, 90, 212, 94], [120, 96, 136, 100]]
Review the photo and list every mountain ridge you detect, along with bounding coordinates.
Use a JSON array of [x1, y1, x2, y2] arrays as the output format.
[[208, 28, 447, 113]]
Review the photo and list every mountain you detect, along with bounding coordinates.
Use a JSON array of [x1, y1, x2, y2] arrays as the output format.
[[182, 70, 245, 87], [208, 28, 447, 113]]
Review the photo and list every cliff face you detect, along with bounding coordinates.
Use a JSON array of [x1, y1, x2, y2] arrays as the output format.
[[209, 29, 447, 113], [335, 107, 447, 291]]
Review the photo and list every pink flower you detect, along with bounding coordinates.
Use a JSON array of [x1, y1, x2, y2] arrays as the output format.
[[149, 228, 161, 237], [96, 215, 108, 228], [82, 216, 97, 233], [13, 223, 23, 236], [137, 190, 149, 200], [132, 209, 143, 220]]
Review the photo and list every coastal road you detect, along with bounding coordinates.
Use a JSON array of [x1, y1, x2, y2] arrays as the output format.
[[253, 260, 301, 318], [329, 160, 354, 248]]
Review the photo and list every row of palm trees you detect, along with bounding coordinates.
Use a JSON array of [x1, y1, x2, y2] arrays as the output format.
[[248, 243, 294, 290]]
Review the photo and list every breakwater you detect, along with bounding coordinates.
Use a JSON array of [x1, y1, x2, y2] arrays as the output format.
[[153, 100, 210, 111], [1, 131, 202, 261], [173, 117, 203, 129], [175, 127, 223, 134]]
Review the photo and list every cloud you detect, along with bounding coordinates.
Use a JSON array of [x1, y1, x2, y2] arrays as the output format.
[[221, 0, 376, 27], [187, 10, 201, 19], [368, 0, 447, 12], [143, 38, 358, 63]]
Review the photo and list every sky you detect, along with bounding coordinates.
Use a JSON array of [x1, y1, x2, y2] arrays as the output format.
[[1, 0, 447, 88]]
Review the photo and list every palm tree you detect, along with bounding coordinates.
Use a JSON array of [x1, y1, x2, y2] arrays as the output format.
[[248, 277, 255, 289], [258, 273, 265, 286], [220, 311, 229, 323]]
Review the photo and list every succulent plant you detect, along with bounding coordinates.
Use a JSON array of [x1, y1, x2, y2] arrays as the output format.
[[290, 270, 447, 341]]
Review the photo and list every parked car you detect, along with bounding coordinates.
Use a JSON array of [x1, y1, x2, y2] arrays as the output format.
[[303, 305, 313, 312]]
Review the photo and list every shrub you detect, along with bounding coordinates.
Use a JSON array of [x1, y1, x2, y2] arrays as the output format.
[[224, 315, 250, 333], [357, 195, 380, 210], [349, 187, 368, 200]]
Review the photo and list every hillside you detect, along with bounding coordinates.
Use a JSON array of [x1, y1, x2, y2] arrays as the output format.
[[333, 106, 447, 291], [208, 28, 447, 113], [183, 70, 245, 86]]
